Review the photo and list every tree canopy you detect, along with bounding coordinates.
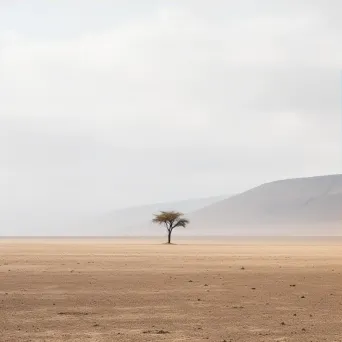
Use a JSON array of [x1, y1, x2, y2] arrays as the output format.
[[152, 211, 190, 244]]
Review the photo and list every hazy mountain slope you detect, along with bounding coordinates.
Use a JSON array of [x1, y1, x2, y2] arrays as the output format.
[[188, 174, 342, 235], [84, 195, 229, 235]]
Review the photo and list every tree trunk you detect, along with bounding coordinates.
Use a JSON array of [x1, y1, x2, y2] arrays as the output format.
[[167, 229, 172, 244]]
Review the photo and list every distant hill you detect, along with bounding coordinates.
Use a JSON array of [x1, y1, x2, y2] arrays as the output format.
[[82, 195, 229, 236], [188, 174, 342, 235], [6, 174, 342, 236]]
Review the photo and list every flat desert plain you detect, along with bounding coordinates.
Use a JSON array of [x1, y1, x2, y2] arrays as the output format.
[[1, 237, 342, 342]]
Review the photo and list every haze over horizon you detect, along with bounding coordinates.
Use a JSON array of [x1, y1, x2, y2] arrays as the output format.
[[1, 1, 341, 233]]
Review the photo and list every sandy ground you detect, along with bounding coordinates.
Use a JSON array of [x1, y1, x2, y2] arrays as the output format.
[[1, 237, 342, 342]]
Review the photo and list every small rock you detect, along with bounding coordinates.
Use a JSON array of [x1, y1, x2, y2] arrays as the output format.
[[156, 330, 170, 334]]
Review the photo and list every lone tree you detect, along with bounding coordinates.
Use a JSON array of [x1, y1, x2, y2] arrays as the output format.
[[152, 211, 190, 244]]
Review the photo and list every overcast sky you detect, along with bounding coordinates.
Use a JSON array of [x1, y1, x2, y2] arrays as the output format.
[[1, 0, 341, 220]]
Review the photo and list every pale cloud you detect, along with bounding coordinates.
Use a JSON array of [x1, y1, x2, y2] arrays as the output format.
[[0, 0, 341, 233]]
